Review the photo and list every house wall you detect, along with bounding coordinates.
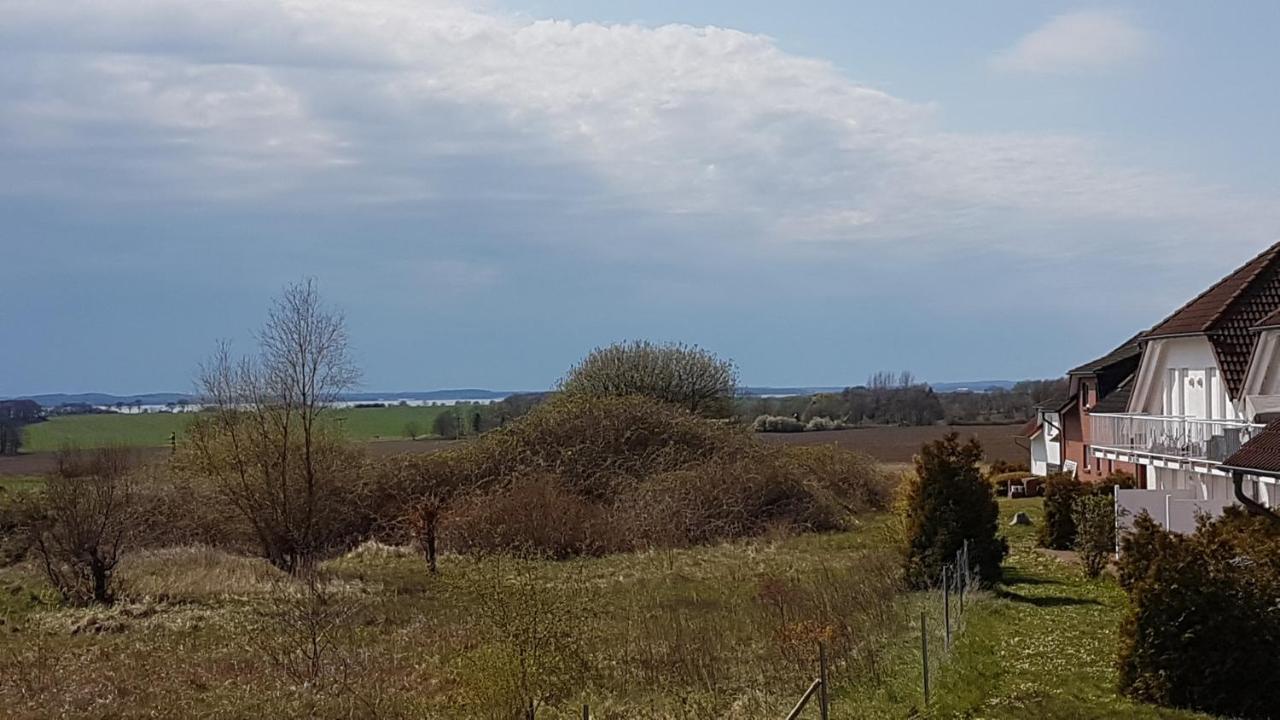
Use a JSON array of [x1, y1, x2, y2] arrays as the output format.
[[1062, 383, 1141, 484], [1145, 466, 1279, 510], [1029, 410, 1063, 476], [1130, 337, 1239, 420]]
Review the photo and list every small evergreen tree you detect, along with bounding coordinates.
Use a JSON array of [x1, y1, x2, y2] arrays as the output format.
[[1072, 494, 1115, 577], [1038, 472, 1085, 549], [902, 433, 1007, 588]]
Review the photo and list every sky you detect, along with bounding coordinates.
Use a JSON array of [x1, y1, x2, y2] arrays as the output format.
[[4, 0, 1280, 395]]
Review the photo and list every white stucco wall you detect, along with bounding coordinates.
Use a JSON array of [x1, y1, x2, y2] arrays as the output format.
[[1129, 337, 1239, 420]]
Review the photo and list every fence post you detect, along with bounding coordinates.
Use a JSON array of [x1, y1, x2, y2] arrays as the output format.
[[943, 566, 951, 651], [920, 611, 930, 707], [818, 642, 830, 720], [963, 539, 971, 589], [958, 552, 965, 616], [582, 704, 589, 720]]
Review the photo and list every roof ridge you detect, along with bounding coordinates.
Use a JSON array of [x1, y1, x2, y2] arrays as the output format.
[[1145, 240, 1280, 339]]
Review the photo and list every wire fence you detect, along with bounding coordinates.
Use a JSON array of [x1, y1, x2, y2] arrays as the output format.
[[576, 540, 980, 720]]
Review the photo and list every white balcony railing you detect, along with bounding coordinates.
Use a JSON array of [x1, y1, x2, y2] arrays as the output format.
[[1091, 413, 1264, 464]]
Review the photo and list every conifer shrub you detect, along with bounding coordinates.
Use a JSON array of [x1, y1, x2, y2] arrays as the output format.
[[901, 433, 1007, 589], [1071, 494, 1115, 577], [1038, 472, 1085, 549], [1117, 508, 1280, 718]]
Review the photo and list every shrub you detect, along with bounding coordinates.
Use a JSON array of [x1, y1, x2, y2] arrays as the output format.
[[1072, 494, 1115, 577], [988, 471, 1032, 496], [901, 433, 1007, 588], [559, 340, 739, 417], [27, 447, 139, 605], [445, 475, 615, 559], [804, 416, 846, 432], [985, 459, 1030, 478], [453, 558, 592, 718], [621, 457, 848, 549], [1037, 473, 1084, 549], [432, 411, 461, 439], [1116, 512, 1174, 593], [454, 395, 749, 500], [1118, 508, 1280, 718], [1090, 470, 1138, 498], [753, 415, 806, 433], [778, 445, 895, 515]]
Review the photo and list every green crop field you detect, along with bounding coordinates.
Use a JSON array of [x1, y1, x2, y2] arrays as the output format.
[[20, 405, 473, 452]]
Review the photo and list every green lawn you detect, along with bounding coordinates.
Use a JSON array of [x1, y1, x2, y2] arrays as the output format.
[[20, 406, 468, 451], [0, 475, 45, 493], [918, 498, 1214, 719]]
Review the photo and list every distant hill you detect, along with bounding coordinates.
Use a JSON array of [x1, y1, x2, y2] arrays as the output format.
[[6, 389, 522, 408], [739, 386, 845, 397], [929, 381, 1018, 393], [11, 392, 198, 408]]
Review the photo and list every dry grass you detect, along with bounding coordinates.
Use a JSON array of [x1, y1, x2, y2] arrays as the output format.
[[0, 516, 905, 720]]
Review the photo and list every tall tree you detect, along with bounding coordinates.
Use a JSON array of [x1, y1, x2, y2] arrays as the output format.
[[184, 279, 362, 573]]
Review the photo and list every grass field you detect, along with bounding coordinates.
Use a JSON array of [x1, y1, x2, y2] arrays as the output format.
[[0, 494, 1214, 719], [19, 406, 468, 452], [922, 498, 1213, 719]]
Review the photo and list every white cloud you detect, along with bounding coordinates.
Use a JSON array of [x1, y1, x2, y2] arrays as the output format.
[[992, 10, 1153, 75], [0, 0, 1263, 263]]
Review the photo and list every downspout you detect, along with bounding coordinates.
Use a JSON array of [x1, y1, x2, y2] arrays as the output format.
[[1231, 469, 1280, 525]]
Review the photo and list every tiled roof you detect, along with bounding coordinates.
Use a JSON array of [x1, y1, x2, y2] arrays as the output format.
[[1067, 336, 1143, 376], [1256, 307, 1280, 331], [1020, 417, 1041, 438], [1224, 420, 1280, 475], [1092, 374, 1135, 414], [1144, 241, 1280, 398]]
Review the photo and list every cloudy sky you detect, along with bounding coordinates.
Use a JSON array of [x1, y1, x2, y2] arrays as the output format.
[[4, 0, 1279, 395]]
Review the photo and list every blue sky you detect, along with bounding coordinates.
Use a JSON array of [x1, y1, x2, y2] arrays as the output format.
[[3, 0, 1279, 395]]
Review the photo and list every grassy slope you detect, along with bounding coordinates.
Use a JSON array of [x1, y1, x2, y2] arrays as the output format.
[[20, 406, 463, 451], [0, 475, 44, 493], [922, 498, 1212, 720], [0, 496, 1218, 719], [0, 516, 905, 719]]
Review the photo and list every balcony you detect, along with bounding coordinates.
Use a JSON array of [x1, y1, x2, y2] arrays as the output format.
[[1091, 413, 1264, 465]]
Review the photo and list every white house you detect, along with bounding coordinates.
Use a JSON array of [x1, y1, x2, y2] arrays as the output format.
[[1027, 405, 1062, 477], [1088, 241, 1280, 529]]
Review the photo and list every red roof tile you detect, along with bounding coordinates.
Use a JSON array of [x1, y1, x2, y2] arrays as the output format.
[[1224, 420, 1280, 475], [1144, 241, 1280, 398]]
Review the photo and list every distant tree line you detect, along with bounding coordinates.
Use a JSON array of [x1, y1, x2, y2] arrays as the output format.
[[735, 373, 1068, 428], [0, 400, 43, 455]]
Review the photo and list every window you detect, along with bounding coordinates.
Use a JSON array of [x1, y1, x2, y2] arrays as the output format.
[[1080, 382, 1091, 408], [1084, 444, 1091, 471]]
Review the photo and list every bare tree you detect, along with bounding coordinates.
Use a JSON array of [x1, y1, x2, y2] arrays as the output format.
[[28, 446, 137, 605], [558, 340, 739, 417], [185, 279, 362, 573]]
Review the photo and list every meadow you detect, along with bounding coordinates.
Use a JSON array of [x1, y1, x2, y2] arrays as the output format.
[[0, 496, 1216, 719], [19, 405, 468, 452]]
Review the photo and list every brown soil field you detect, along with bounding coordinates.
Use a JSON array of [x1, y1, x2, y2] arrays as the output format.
[[0, 438, 463, 477], [757, 424, 1026, 464], [0, 425, 1023, 477]]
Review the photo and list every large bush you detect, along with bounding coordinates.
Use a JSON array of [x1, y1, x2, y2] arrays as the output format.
[[901, 434, 1007, 588], [752, 415, 806, 433], [559, 340, 739, 417], [1038, 473, 1085, 550], [1117, 508, 1280, 718], [378, 395, 896, 560]]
